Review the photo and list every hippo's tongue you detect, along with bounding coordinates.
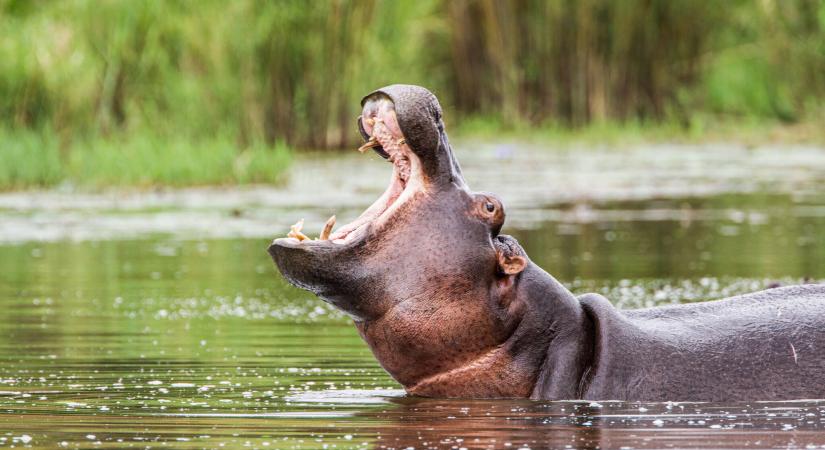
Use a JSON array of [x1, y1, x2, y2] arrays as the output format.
[[286, 155, 405, 243], [326, 164, 405, 243]]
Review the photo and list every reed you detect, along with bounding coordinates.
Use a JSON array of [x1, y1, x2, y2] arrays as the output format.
[[0, 0, 823, 188]]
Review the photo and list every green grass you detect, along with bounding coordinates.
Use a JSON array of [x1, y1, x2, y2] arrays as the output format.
[[0, 129, 291, 190], [0, 128, 64, 189]]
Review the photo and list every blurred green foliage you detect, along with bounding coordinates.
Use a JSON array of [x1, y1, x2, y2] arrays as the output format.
[[1, 0, 824, 189], [0, 127, 63, 188], [66, 135, 291, 187]]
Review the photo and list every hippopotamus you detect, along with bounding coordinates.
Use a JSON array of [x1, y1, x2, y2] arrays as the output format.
[[268, 84, 825, 402]]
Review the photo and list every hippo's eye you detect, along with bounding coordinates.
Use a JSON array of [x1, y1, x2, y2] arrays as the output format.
[[485, 202, 495, 213]]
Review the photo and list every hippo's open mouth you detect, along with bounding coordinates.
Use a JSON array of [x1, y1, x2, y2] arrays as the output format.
[[277, 96, 423, 246]]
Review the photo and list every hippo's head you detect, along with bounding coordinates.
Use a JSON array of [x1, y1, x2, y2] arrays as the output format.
[[268, 85, 588, 398]]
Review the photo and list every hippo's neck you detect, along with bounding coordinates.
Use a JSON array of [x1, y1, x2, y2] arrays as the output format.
[[521, 265, 595, 400], [406, 344, 536, 398], [405, 264, 596, 399]]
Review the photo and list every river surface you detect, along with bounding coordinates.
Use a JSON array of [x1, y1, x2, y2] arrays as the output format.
[[1, 142, 825, 449]]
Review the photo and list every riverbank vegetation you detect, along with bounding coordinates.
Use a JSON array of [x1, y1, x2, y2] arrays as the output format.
[[0, 128, 291, 189], [2, 0, 824, 189]]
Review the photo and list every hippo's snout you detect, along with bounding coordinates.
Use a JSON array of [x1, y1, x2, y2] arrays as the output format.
[[267, 238, 310, 290], [268, 236, 381, 320], [268, 238, 340, 294]]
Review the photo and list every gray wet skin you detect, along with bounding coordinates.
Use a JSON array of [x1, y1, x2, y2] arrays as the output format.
[[269, 84, 825, 401]]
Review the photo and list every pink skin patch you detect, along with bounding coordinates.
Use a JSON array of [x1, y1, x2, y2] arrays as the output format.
[[361, 98, 403, 138]]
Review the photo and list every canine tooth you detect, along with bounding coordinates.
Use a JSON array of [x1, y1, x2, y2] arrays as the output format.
[[320, 215, 336, 240], [287, 219, 309, 241], [357, 136, 380, 153]]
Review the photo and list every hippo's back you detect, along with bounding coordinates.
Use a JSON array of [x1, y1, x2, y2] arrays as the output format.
[[601, 284, 825, 401], [627, 283, 825, 321]]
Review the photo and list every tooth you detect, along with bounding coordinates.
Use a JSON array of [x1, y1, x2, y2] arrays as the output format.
[[357, 136, 380, 153], [290, 230, 309, 241], [287, 219, 309, 241], [365, 117, 375, 126], [320, 215, 336, 240]]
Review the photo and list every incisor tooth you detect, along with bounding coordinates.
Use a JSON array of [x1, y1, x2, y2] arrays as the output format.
[[287, 219, 309, 241], [320, 215, 336, 240]]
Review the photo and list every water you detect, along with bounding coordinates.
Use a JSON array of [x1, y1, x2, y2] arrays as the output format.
[[1, 143, 824, 448]]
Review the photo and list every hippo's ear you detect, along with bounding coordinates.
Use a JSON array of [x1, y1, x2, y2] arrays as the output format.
[[494, 236, 528, 306], [494, 235, 528, 276], [497, 251, 526, 275]]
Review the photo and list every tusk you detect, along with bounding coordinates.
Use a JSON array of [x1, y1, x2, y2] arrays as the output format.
[[319, 215, 336, 240], [357, 136, 380, 153]]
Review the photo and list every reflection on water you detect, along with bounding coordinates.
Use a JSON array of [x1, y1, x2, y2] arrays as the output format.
[[1, 145, 825, 448]]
